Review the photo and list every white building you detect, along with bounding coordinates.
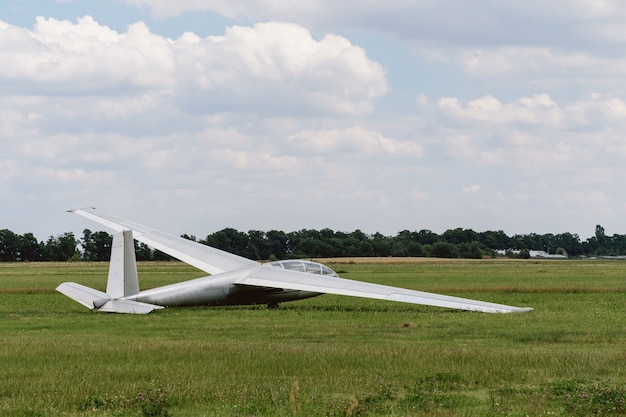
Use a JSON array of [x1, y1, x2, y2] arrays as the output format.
[[528, 250, 567, 259]]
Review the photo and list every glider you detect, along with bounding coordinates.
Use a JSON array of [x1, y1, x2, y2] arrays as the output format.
[[56, 208, 533, 314]]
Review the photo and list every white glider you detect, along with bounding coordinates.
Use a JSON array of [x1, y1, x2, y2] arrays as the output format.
[[56, 208, 533, 314]]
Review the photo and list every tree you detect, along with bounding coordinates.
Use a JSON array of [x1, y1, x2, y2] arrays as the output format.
[[297, 238, 333, 258], [43, 233, 78, 261], [370, 232, 391, 257], [391, 230, 412, 257], [135, 242, 154, 261], [610, 234, 626, 255], [416, 229, 439, 245], [595, 225, 606, 245], [81, 229, 112, 261], [247, 230, 269, 260], [554, 233, 582, 256], [343, 230, 374, 257], [479, 230, 510, 250], [19, 233, 43, 261], [431, 242, 457, 258], [7, 222, 626, 262], [265, 230, 289, 259], [202, 228, 249, 257], [458, 242, 483, 259], [442, 228, 477, 245], [0, 229, 19, 261], [151, 248, 172, 261], [590, 225, 611, 255]]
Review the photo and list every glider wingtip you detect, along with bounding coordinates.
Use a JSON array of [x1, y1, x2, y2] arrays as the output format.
[[67, 206, 96, 213], [500, 306, 533, 313]]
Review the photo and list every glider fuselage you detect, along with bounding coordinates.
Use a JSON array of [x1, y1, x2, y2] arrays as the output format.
[[127, 265, 322, 307]]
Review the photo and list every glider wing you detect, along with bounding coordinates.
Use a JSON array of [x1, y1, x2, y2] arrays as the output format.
[[69, 207, 259, 275], [237, 266, 532, 313]]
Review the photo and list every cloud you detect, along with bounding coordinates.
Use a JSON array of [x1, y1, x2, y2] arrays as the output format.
[[173, 22, 388, 115], [419, 92, 626, 184], [463, 184, 480, 194], [437, 94, 565, 127], [456, 46, 626, 90], [286, 126, 423, 157], [5, 4, 626, 241], [0, 159, 17, 181], [0, 17, 175, 92], [118, 0, 626, 46], [114, 1, 626, 96], [434, 93, 626, 130], [0, 17, 388, 115], [417, 121, 620, 235]]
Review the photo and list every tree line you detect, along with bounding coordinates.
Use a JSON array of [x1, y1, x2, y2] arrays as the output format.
[[0, 224, 623, 262]]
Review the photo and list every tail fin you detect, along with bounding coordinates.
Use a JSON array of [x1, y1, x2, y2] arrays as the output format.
[[56, 229, 163, 314], [106, 230, 140, 298]]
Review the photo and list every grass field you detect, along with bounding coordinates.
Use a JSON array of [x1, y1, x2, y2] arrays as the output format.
[[1, 259, 626, 416]]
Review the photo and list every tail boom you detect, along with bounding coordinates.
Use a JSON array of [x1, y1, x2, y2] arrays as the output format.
[[56, 230, 163, 314]]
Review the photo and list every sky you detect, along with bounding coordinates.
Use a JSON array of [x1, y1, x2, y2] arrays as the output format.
[[2, 0, 626, 242]]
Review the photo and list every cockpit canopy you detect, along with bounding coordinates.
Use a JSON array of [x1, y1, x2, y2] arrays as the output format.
[[268, 260, 338, 277]]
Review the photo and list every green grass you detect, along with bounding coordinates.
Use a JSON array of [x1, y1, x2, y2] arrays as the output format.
[[1, 259, 626, 416]]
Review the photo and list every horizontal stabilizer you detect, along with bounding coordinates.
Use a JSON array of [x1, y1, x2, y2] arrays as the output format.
[[56, 282, 163, 313], [56, 282, 108, 310], [97, 299, 164, 314]]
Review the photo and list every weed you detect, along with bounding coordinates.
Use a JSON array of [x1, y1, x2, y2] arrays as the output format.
[[325, 381, 395, 416], [133, 385, 170, 417], [79, 391, 126, 412], [12, 410, 43, 417], [403, 374, 471, 411], [289, 380, 300, 413], [81, 395, 106, 411], [559, 381, 626, 416], [78, 386, 171, 416], [345, 394, 359, 416]]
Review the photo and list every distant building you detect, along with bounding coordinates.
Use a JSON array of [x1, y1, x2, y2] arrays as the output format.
[[495, 249, 521, 256], [528, 250, 567, 259], [495, 249, 567, 259]]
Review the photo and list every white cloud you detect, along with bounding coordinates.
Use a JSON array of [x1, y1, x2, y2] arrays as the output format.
[[456, 46, 626, 88], [418, 92, 626, 193], [463, 184, 480, 194], [114, 1, 626, 98], [5, 3, 626, 241], [114, 0, 626, 96], [0, 17, 387, 116], [0, 99, 41, 137], [118, 0, 626, 46], [0, 159, 18, 181], [173, 22, 388, 115], [119, 0, 324, 20], [0, 16, 176, 91], [287, 126, 422, 157], [560, 190, 612, 207], [434, 93, 624, 129]]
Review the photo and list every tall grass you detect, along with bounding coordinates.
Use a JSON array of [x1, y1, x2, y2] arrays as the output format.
[[1, 260, 625, 416]]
